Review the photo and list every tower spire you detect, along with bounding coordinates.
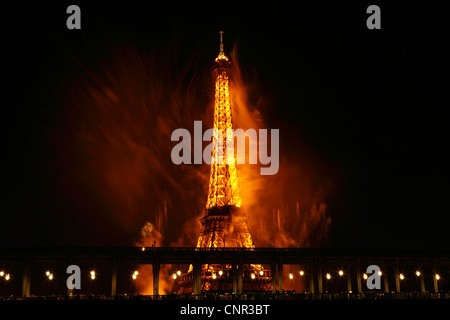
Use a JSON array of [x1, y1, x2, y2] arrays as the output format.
[[219, 30, 224, 55], [217, 30, 228, 61]]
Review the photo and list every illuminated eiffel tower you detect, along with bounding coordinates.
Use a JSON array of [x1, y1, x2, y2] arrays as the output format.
[[196, 31, 252, 250], [178, 32, 271, 293]]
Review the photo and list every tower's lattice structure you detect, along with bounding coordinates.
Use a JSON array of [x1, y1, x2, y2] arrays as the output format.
[[178, 32, 271, 293]]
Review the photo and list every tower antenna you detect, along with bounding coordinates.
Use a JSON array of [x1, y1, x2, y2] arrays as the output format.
[[219, 31, 224, 55]]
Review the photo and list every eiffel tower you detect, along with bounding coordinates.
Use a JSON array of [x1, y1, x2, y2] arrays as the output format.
[[178, 32, 271, 293]]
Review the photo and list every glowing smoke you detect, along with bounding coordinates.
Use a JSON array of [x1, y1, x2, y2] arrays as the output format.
[[230, 45, 331, 248]]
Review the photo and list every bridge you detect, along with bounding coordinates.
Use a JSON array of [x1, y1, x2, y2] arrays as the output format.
[[1, 247, 449, 297]]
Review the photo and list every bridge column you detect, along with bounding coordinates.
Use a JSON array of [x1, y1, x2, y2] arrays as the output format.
[[420, 272, 425, 293], [383, 265, 389, 292], [394, 257, 400, 293], [317, 258, 323, 294], [347, 273, 352, 293], [309, 273, 315, 293], [232, 262, 237, 294], [152, 259, 160, 295], [237, 260, 243, 294], [271, 264, 276, 294], [278, 260, 283, 294], [22, 258, 31, 298], [111, 257, 117, 296], [433, 258, 439, 293], [356, 257, 362, 293], [193, 259, 201, 295]]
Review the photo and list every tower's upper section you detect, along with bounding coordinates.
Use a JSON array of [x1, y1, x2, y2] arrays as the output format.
[[205, 30, 241, 211]]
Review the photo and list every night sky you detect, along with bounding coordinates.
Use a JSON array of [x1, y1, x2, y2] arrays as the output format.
[[1, 1, 449, 250]]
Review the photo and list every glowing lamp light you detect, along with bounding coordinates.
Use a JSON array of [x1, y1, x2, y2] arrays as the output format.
[[0, 271, 4, 277], [132, 274, 137, 280], [338, 270, 344, 276], [326, 273, 331, 280], [48, 274, 53, 280], [172, 273, 177, 280], [212, 273, 217, 280], [5, 274, 10, 281], [399, 274, 404, 280], [299, 270, 304, 276], [45, 271, 51, 276], [378, 270, 382, 276], [363, 273, 368, 280], [259, 270, 264, 276], [250, 273, 256, 280], [435, 274, 440, 280], [218, 270, 223, 276], [416, 271, 421, 277], [141, 247, 145, 252], [90, 271, 96, 280], [289, 273, 294, 280]]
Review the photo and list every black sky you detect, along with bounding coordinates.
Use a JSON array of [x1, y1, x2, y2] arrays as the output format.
[[1, 1, 449, 249]]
